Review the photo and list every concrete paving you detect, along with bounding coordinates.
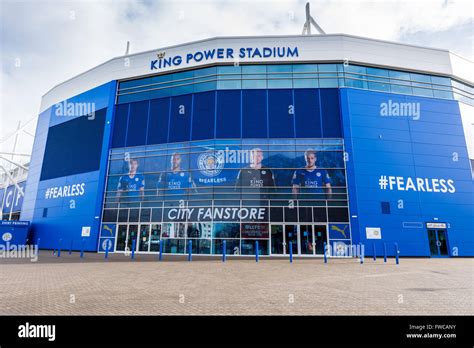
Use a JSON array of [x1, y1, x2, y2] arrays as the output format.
[[0, 252, 472, 315]]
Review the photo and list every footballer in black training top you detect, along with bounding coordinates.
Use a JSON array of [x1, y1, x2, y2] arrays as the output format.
[[236, 148, 275, 192]]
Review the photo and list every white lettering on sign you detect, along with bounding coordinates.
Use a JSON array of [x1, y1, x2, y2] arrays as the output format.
[[167, 207, 266, 221], [426, 223, 447, 229], [44, 183, 85, 199], [378, 176, 455, 193]]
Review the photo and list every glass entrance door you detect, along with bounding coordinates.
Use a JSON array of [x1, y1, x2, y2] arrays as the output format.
[[299, 225, 314, 255], [116, 224, 128, 251], [149, 224, 161, 252], [313, 225, 328, 255], [285, 225, 298, 255], [428, 229, 449, 257], [115, 224, 138, 252], [138, 225, 151, 252], [270, 225, 284, 255], [127, 225, 138, 252]]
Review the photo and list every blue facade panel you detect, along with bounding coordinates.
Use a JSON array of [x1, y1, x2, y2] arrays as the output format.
[[169, 94, 192, 142], [294, 89, 322, 138], [192, 91, 216, 140], [268, 89, 295, 138], [341, 88, 474, 256], [23, 81, 116, 251], [147, 98, 170, 145], [216, 90, 241, 138], [126, 101, 149, 147], [242, 90, 268, 138]]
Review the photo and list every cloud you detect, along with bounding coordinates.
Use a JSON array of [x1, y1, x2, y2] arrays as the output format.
[[0, 0, 472, 160]]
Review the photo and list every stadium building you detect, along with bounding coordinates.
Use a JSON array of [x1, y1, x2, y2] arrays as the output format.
[[13, 33, 474, 257]]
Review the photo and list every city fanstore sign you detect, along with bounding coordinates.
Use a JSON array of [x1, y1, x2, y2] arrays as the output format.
[[164, 207, 268, 222]]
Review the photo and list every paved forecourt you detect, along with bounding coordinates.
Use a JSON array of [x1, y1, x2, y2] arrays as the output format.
[[0, 253, 472, 315]]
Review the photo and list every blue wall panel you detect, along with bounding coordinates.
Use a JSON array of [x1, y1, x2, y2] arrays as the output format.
[[169, 94, 192, 142], [242, 90, 268, 138], [320, 89, 342, 137], [111, 103, 128, 148], [294, 89, 322, 138], [147, 98, 170, 145], [192, 91, 215, 140], [268, 89, 295, 138], [25, 81, 116, 252], [341, 88, 474, 256], [216, 90, 241, 138], [126, 100, 149, 147]]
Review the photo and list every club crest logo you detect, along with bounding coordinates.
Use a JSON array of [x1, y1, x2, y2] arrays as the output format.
[[102, 239, 113, 251], [198, 151, 224, 177], [2, 232, 12, 242]]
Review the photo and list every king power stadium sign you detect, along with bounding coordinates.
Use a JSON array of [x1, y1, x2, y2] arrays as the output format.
[[151, 46, 299, 70]]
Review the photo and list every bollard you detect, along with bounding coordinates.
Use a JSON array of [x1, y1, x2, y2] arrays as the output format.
[[188, 240, 192, 261], [373, 242, 376, 261], [57, 239, 62, 258], [37, 238, 41, 255], [69, 239, 73, 255], [255, 240, 259, 263], [323, 242, 327, 264], [395, 243, 399, 265], [105, 240, 109, 259], [131, 239, 136, 260], [159, 240, 163, 261], [222, 240, 226, 262], [289, 241, 293, 263], [80, 238, 84, 258], [383, 242, 387, 263], [359, 243, 364, 264]]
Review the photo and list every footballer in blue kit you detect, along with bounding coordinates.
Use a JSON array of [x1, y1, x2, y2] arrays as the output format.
[[117, 158, 145, 201], [158, 153, 196, 199], [292, 149, 332, 198]]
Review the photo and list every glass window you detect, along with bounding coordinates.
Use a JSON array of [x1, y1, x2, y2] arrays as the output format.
[[241, 223, 269, 239], [191, 238, 211, 254], [103, 209, 118, 222], [344, 65, 368, 88], [267, 65, 292, 88], [213, 223, 240, 238], [194, 67, 217, 78], [318, 64, 339, 75], [409, 72, 431, 83], [433, 89, 454, 99], [412, 86, 434, 97], [161, 238, 185, 253], [292, 64, 319, 88], [213, 239, 240, 255], [217, 65, 242, 75], [151, 73, 172, 85], [120, 77, 153, 90], [344, 65, 366, 74], [319, 79, 338, 88], [389, 70, 411, 81], [430, 75, 451, 86], [217, 79, 242, 89], [242, 65, 267, 89]]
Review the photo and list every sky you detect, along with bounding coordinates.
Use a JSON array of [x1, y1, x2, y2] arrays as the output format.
[[0, 0, 473, 163]]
